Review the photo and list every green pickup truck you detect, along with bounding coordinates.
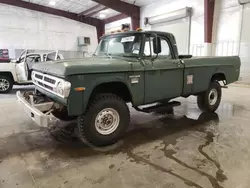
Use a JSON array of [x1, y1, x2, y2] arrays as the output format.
[[17, 30, 241, 146]]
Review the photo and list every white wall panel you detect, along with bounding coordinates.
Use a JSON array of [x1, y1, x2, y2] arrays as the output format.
[[141, 0, 204, 54], [213, 5, 241, 43], [213, 0, 250, 83], [212, 5, 241, 57], [239, 3, 250, 82], [151, 18, 190, 54], [0, 4, 98, 54]]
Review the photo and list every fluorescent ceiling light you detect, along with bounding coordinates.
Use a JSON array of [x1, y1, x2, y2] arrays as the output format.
[[99, 14, 106, 18], [100, 9, 109, 13], [49, 1, 56, 6]]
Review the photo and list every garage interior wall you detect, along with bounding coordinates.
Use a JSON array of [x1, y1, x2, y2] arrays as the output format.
[[213, 0, 250, 83], [0, 3, 98, 58], [141, 0, 250, 83], [141, 0, 204, 56], [212, 0, 241, 57]]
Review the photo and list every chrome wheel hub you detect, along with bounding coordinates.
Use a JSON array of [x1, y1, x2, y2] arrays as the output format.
[[208, 89, 218, 106], [95, 108, 120, 135], [0, 79, 10, 91]]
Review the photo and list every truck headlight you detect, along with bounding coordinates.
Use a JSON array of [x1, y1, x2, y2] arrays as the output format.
[[54, 80, 71, 98], [31, 71, 35, 79]]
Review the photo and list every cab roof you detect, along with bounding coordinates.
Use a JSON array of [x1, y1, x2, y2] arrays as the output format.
[[103, 30, 175, 38]]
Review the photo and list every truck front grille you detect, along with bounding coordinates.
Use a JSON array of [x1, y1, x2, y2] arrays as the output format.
[[32, 71, 60, 94], [44, 77, 56, 84], [35, 74, 43, 80]]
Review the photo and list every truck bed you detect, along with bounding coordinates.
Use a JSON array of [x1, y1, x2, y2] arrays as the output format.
[[182, 56, 241, 95]]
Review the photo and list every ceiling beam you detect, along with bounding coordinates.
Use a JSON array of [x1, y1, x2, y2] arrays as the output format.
[[204, 0, 215, 43], [0, 0, 103, 26], [104, 14, 129, 24], [78, 4, 103, 16], [0, 0, 77, 20], [85, 7, 108, 17], [0, 0, 105, 41], [92, 0, 140, 20]]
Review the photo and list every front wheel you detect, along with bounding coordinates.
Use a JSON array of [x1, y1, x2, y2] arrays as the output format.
[[197, 81, 222, 112], [78, 93, 130, 147]]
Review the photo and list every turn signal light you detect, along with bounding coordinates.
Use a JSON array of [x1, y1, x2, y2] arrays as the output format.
[[74, 87, 85, 91]]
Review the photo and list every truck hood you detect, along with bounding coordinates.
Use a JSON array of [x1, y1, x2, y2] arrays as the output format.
[[32, 57, 135, 77]]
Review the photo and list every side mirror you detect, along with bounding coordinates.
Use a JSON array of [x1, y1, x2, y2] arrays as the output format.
[[153, 37, 162, 54]]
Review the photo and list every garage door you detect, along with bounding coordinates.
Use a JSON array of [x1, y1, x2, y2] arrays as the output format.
[[151, 17, 190, 55], [239, 3, 250, 83]]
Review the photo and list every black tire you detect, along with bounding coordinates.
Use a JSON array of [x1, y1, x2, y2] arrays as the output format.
[[197, 81, 221, 112], [0, 75, 13, 94], [52, 108, 77, 121], [78, 93, 130, 147]]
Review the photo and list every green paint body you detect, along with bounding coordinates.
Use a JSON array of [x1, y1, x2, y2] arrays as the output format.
[[32, 31, 241, 116]]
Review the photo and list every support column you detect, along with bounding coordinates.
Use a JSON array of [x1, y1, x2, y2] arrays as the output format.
[[204, 0, 215, 56], [131, 18, 140, 30], [96, 22, 105, 42]]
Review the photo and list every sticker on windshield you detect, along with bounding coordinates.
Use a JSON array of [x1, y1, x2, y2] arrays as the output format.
[[121, 36, 135, 43]]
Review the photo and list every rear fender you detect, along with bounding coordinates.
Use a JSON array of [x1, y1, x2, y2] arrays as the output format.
[[0, 63, 17, 81], [0, 71, 16, 82]]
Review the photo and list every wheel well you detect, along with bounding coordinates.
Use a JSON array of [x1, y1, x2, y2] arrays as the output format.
[[90, 82, 132, 103], [0, 72, 14, 82], [211, 73, 226, 83]]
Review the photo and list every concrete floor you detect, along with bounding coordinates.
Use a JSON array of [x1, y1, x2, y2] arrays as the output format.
[[1, 85, 250, 188]]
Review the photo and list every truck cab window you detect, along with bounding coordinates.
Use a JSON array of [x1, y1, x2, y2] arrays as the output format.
[[159, 39, 170, 56], [143, 36, 171, 58], [95, 35, 142, 57], [144, 37, 152, 57]]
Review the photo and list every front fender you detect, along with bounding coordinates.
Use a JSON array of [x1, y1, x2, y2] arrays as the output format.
[[67, 73, 131, 116], [83, 73, 130, 111]]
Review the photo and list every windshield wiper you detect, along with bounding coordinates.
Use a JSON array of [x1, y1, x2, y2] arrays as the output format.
[[105, 53, 113, 59]]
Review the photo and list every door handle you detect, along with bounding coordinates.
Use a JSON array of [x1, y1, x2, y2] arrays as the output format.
[[173, 61, 180, 64], [173, 61, 182, 67]]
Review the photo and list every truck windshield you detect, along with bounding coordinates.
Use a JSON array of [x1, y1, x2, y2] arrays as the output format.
[[94, 34, 142, 58]]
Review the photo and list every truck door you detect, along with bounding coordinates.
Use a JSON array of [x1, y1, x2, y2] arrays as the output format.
[[16, 50, 28, 82], [143, 35, 184, 104], [44, 51, 59, 61]]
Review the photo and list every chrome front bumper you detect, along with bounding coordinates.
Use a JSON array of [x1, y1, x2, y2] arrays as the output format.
[[16, 91, 55, 127]]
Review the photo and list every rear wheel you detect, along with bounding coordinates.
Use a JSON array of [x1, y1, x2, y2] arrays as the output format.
[[0, 75, 13, 94], [197, 81, 221, 112], [78, 93, 130, 147]]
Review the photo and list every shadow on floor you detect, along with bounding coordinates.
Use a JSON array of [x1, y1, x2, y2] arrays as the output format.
[[0, 110, 219, 160]]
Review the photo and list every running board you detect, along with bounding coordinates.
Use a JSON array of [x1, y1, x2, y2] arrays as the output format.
[[134, 101, 181, 113]]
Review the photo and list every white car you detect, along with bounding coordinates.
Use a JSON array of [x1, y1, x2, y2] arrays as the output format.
[[0, 50, 63, 93]]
